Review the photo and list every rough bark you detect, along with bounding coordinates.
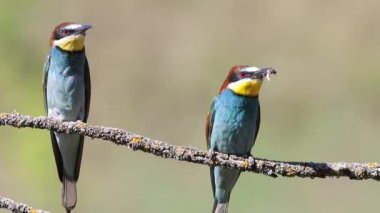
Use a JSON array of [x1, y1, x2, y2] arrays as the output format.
[[0, 195, 49, 213], [1, 112, 380, 180]]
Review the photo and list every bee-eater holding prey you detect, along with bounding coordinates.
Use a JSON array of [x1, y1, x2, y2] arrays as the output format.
[[43, 22, 92, 212], [206, 65, 276, 213]]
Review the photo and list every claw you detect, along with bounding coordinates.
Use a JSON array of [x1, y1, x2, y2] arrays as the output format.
[[208, 149, 215, 155], [248, 155, 255, 166], [208, 149, 216, 163]]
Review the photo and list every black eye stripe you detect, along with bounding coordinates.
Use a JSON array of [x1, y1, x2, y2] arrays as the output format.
[[61, 29, 75, 35], [237, 72, 263, 79], [239, 72, 254, 77]]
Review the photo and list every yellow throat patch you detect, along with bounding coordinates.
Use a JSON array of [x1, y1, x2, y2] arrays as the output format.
[[54, 34, 85, 52], [228, 78, 262, 97]]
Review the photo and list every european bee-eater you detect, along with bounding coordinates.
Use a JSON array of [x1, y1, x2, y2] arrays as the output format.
[[42, 22, 92, 212], [206, 65, 276, 213]]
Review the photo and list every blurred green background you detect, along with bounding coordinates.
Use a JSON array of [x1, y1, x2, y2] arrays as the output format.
[[1, 1, 380, 212]]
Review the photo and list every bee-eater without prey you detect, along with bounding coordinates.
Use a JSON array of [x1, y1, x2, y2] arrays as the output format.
[[43, 22, 92, 213]]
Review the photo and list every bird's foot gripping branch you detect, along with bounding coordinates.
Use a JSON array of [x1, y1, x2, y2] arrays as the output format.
[[1, 112, 380, 180]]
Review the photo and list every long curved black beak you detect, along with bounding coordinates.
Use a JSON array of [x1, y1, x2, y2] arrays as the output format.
[[251, 67, 277, 80], [76, 24, 92, 35], [256, 67, 276, 75]]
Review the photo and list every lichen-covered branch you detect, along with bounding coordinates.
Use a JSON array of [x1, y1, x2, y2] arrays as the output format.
[[0, 195, 49, 213], [1, 112, 380, 180]]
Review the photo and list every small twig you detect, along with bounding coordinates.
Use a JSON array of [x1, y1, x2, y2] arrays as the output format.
[[0, 195, 49, 213], [1, 112, 380, 180]]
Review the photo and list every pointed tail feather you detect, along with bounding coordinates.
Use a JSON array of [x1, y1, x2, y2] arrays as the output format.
[[62, 177, 77, 212], [213, 200, 228, 213]]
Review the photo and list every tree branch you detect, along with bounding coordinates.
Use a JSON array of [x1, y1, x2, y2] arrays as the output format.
[[0, 195, 49, 213], [1, 112, 380, 180]]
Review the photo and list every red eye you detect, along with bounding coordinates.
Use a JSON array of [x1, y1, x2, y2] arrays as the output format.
[[239, 72, 247, 78], [62, 30, 70, 35]]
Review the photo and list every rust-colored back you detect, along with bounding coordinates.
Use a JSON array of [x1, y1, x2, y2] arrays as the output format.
[[206, 65, 248, 145]]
